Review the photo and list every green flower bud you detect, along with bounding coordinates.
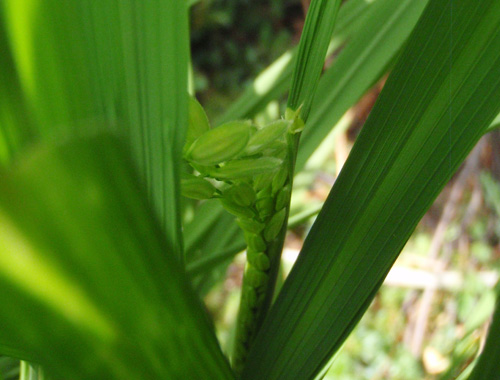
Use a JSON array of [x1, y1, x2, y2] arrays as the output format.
[[269, 141, 288, 160], [245, 266, 269, 288], [256, 184, 272, 200], [237, 218, 265, 234], [185, 120, 254, 165], [188, 161, 213, 176], [247, 233, 266, 252], [275, 185, 291, 211], [253, 172, 275, 192], [247, 250, 270, 271], [185, 96, 211, 150], [209, 157, 282, 180], [264, 208, 287, 242], [224, 182, 256, 207], [220, 198, 255, 218], [256, 196, 274, 219], [285, 106, 305, 134], [243, 285, 257, 308], [272, 166, 289, 194], [180, 177, 216, 200], [245, 120, 290, 155]]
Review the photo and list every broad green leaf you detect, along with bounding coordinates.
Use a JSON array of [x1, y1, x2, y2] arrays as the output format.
[[0, 136, 233, 380], [243, 1, 500, 379], [287, 0, 342, 121], [0, 0, 189, 261], [468, 284, 500, 380]]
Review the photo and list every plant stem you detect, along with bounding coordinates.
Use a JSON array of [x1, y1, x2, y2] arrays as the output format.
[[231, 121, 302, 375]]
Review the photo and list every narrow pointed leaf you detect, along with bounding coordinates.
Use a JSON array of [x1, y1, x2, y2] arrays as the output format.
[[244, 1, 500, 379], [296, 0, 429, 171], [287, 0, 341, 121]]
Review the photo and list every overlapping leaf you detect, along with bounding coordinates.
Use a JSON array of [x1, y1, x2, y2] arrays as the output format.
[[243, 1, 500, 379], [187, 0, 428, 287], [0, 136, 233, 380], [0, 0, 189, 260], [296, 0, 429, 170]]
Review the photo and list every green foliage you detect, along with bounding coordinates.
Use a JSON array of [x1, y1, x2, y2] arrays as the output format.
[[0, 136, 233, 379], [242, 1, 500, 379], [1, 0, 500, 379]]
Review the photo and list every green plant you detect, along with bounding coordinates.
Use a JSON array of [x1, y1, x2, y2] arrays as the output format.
[[1, 0, 500, 379]]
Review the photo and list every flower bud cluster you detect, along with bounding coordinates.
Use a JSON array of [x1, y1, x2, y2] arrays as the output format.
[[181, 97, 298, 372]]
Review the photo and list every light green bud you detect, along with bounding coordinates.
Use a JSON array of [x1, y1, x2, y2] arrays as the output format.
[[208, 157, 282, 180], [256, 184, 272, 200], [275, 185, 291, 211], [264, 208, 287, 242], [247, 233, 266, 252], [185, 96, 211, 150], [243, 285, 257, 308], [180, 177, 217, 200], [285, 106, 305, 134], [237, 218, 265, 234], [272, 166, 289, 194], [245, 120, 290, 155], [245, 266, 269, 288], [224, 182, 256, 207], [185, 120, 254, 165], [188, 161, 213, 177], [247, 250, 270, 271], [256, 196, 274, 218], [268, 141, 288, 160], [253, 173, 274, 192], [220, 198, 255, 218]]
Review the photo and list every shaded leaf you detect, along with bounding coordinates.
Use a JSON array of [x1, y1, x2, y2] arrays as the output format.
[[0, 0, 190, 260], [0, 135, 233, 379]]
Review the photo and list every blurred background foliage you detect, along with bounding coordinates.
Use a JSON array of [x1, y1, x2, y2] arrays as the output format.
[[190, 1, 500, 379], [190, 0, 302, 117]]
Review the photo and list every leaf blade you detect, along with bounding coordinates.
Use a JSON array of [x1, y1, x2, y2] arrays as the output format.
[[0, 136, 233, 380], [0, 0, 190, 261], [243, 1, 500, 379], [287, 0, 342, 120]]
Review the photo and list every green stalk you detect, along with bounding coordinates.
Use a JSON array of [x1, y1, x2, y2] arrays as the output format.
[[231, 0, 341, 371], [230, 113, 304, 375], [230, 173, 291, 374], [181, 100, 299, 374]]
